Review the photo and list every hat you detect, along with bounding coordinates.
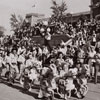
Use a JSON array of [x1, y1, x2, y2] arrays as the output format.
[[47, 28, 50, 32]]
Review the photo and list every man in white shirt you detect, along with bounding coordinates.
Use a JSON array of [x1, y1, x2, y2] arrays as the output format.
[[17, 51, 26, 76], [9, 49, 19, 74], [4, 52, 11, 72]]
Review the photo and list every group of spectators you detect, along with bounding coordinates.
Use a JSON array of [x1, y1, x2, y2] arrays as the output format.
[[0, 17, 100, 79], [0, 17, 100, 99], [13, 17, 100, 38], [1, 17, 100, 51]]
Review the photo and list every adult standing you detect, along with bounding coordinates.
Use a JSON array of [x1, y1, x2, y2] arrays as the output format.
[[94, 47, 100, 84], [17, 51, 25, 78], [44, 28, 52, 52], [88, 46, 96, 78], [91, 30, 96, 47], [9, 49, 19, 78]]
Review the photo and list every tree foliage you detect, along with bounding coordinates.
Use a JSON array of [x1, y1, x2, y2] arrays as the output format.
[[50, 0, 67, 23], [0, 26, 6, 37], [10, 14, 24, 31]]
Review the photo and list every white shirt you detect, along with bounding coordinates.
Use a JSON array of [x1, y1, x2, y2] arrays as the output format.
[[10, 53, 18, 64], [49, 64, 58, 76], [0, 57, 3, 68], [26, 59, 33, 67], [59, 47, 67, 55], [42, 48, 49, 55], [5, 55, 11, 64], [45, 33, 51, 40], [88, 51, 96, 58], [18, 55, 25, 64], [17, 47, 26, 55], [38, 47, 42, 55]]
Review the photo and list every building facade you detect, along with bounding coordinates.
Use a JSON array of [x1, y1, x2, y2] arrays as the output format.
[[90, 0, 100, 18], [25, 13, 45, 26], [65, 11, 90, 23]]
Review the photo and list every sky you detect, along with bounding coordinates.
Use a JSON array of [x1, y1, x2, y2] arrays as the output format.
[[0, 0, 90, 34]]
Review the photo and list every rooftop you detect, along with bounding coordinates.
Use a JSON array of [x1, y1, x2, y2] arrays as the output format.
[[72, 11, 90, 17], [26, 13, 45, 18]]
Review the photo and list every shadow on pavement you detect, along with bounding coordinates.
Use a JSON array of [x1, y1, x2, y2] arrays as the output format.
[[1, 76, 100, 100], [88, 76, 100, 84], [0, 77, 40, 100], [97, 76, 100, 83]]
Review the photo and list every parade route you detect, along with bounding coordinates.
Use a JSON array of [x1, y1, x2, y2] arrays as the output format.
[[0, 78, 100, 100]]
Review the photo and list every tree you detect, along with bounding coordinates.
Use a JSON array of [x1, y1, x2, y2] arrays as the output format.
[[0, 26, 6, 37], [10, 14, 24, 31], [50, 0, 67, 23]]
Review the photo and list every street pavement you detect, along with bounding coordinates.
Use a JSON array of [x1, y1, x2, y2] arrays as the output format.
[[0, 69, 100, 100], [0, 78, 100, 100]]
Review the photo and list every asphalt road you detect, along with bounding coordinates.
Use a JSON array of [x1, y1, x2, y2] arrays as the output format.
[[0, 78, 100, 100], [0, 69, 100, 100]]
